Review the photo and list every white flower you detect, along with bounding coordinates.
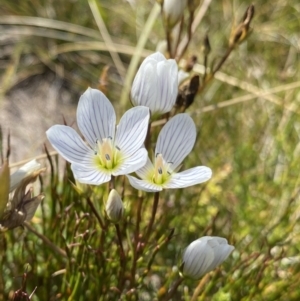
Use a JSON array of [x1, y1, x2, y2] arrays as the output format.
[[182, 236, 235, 279], [10, 160, 41, 191], [0, 160, 44, 231], [163, 0, 187, 29], [106, 189, 124, 223], [131, 52, 178, 115], [126, 114, 212, 192], [46, 88, 150, 185]]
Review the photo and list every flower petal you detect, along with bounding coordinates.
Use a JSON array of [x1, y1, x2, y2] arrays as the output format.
[[148, 52, 166, 62], [46, 125, 94, 164], [183, 238, 214, 279], [77, 88, 116, 148], [163, 166, 212, 189], [71, 163, 111, 185], [10, 160, 41, 191], [126, 175, 163, 192], [131, 52, 178, 114], [155, 114, 196, 170], [135, 156, 154, 179], [115, 106, 149, 157], [113, 148, 148, 176], [131, 60, 155, 107], [155, 59, 178, 113], [207, 238, 235, 269]]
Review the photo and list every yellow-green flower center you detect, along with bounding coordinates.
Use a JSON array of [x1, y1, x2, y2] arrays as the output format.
[[94, 138, 122, 171], [152, 154, 172, 185]]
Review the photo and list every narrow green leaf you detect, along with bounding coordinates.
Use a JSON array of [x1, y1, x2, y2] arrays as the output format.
[[0, 161, 9, 218]]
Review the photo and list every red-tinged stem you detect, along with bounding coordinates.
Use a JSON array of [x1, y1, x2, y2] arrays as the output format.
[[145, 191, 160, 243], [159, 277, 184, 301], [86, 197, 105, 231]]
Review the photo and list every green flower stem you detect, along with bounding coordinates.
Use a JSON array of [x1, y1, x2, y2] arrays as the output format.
[[110, 175, 115, 190], [145, 191, 160, 243], [166, 26, 172, 58], [191, 273, 210, 301], [135, 194, 143, 247], [115, 224, 125, 260], [129, 193, 144, 290], [198, 45, 234, 94], [159, 277, 184, 301], [115, 223, 126, 291], [24, 221, 67, 258], [141, 228, 174, 282], [86, 196, 106, 231]]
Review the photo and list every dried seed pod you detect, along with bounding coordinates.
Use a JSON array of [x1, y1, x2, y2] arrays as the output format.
[[229, 4, 255, 47]]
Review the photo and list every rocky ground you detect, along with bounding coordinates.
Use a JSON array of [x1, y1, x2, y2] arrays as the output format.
[[0, 72, 78, 166]]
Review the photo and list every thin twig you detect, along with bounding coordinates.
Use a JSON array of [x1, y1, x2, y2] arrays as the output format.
[[115, 223, 126, 292], [166, 27, 172, 58], [145, 192, 160, 243], [115, 224, 125, 261], [198, 45, 234, 93], [175, 10, 194, 61], [191, 273, 210, 301], [24, 222, 67, 258], [211, 45, 234, 76], [129, 193, 144, 289], [159, 277, 184, 301], [176, 0, 212, 60], [86, 197, 106, 230]]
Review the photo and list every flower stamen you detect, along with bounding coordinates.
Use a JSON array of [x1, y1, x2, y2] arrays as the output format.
[[153, 153, 171, 184], [96, 138, 114, 170]]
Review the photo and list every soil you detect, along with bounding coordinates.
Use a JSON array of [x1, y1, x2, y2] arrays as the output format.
[[0, 72, 79, 165]]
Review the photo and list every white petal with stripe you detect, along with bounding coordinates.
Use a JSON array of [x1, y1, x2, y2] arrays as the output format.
[[77, 88, 116, 148], [135, 156, 154, 179], [131, 52, 178, 114], [183, 238, 215, 278], [163, 166, 212, 189], [207, 238, 235, 269], [46, 125, 94, 164], [126, 175, 163, 192], [71, 163, 111, 185], [113, 148, 148, 176], [115, 106, 149, 157], [155, 58, 178, 113], [156, 114, 196, 170]]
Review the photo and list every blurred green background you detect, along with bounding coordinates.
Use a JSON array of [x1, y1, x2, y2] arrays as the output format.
[[0, 0, 300, 300]]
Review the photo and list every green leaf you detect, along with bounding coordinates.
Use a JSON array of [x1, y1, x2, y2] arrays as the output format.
[[0, 161, 9, 218]]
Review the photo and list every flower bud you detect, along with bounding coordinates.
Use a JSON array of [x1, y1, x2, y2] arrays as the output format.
[[163, 0, 187, 30], [229, 4, 255, 47], [0, 160, 45, 231], [182, 236, 234, 279], [10, 160, 41, 191], [105, 189, 124, 223], [131, 52, 178, 115]]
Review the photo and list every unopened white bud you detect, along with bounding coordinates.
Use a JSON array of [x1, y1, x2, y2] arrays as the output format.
[[105, 189, 124, 223], [10, 160, 41, 192], [182, 236, 234, 279], [163, 0, 187, 29], [131, 52, 178, 115]]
